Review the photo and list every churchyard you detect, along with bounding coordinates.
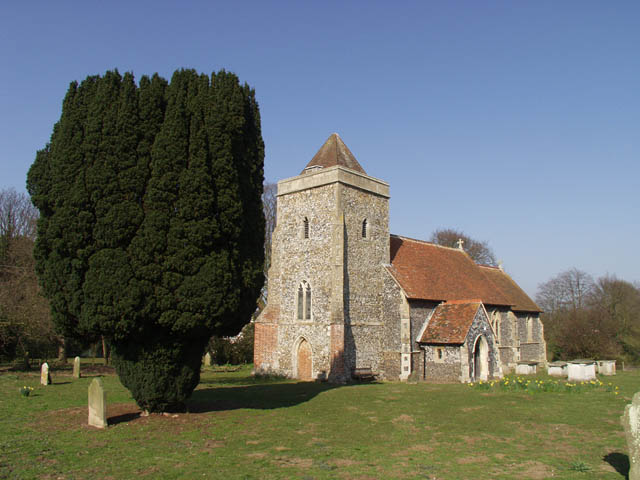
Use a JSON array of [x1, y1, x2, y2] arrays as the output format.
[[1, 364, 638, 479]]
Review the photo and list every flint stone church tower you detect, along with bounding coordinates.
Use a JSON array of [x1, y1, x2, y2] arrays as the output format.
[[254, 134, 546, 383]]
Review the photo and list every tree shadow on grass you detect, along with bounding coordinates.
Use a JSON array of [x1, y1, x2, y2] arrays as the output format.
[[108, 411, 141, 426], [187, 381, 342, 413], [603, 452, 629, 479]]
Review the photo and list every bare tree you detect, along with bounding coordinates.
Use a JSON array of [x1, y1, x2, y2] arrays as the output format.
[[551, 306, 621, 360], [0, 188, 57, 364], [590, 276, 640, 361], [535, 268, 595, 314], [258, 182, 277, 311], [0, 188, 38, 242], [536, 269, 640, 362], [429, 228, 497, 266], [0, 235, 57, 363]]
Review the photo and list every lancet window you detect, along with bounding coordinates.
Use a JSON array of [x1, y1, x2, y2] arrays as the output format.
[[297, 281, 312, 321]]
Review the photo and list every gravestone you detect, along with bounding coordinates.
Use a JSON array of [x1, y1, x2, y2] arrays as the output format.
[[40, 362, 51, 385], [73, 356, 81, 379], [567, 360, 597, 381], [203, 352, 212, 367], [88, 378, 107, 428], [622, 392, 640, 480], [515, 361, 537, 375], [547, 361, 568, 377], [597, 360, 616, 376]]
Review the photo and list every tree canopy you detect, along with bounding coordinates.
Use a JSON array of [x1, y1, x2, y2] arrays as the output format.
[[27, 69, 265, 411], [429, 228, 497, 266]]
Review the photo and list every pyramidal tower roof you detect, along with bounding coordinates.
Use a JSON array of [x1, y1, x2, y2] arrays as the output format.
[[301, 133, 367, 175]]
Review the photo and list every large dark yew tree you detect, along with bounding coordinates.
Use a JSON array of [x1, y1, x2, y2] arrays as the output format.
[[27, 69, 264, 411]]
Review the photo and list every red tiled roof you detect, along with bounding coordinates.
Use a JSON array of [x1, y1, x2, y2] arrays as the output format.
[[301, 133, 367, 175], [419, 302, 481, 344], [478, 265, 541, 313], [387, 235, 511, 306]]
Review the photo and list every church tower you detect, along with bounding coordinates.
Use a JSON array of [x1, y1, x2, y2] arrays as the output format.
[[254, 133, 390, 381]]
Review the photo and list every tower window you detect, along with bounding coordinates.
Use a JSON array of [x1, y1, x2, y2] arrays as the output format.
[[297, 281, 312, 321], [362, 219, 368, 238], [297, 284, 304, 320], [303, 217, 309, 239]]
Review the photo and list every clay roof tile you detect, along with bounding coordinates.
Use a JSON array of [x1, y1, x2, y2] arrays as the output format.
[[388, 235, 511, 306], [477, 265, 541, 312], [301, 133, 367, 175], [419, 302, 481, 344]]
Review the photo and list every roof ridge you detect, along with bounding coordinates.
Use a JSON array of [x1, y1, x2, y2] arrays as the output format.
[[389, 234, 465, 253], [477, 264, 501, 269], [443, 299, 483, 305]]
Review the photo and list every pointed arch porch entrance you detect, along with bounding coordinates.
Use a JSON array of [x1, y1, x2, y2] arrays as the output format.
[[473, 335, 489, 381]]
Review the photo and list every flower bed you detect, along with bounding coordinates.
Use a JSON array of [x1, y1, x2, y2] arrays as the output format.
[[468, 376, 620, 394]]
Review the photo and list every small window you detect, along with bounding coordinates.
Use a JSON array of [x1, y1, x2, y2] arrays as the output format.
[[435, 347, 445, 363], [303, 217, 309, 239], [297, 284, 304, 320], [362, 219, 368, 238]]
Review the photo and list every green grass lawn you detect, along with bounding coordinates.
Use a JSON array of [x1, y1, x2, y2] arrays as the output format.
[[1, 365, 638, 479]]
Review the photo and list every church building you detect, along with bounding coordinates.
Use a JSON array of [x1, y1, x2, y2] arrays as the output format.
[[254, 134, 546, 383]]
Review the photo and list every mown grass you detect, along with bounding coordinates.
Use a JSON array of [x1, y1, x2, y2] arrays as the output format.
[[1, 365, 638, 479]]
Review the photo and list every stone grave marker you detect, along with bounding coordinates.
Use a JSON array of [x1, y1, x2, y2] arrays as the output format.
[[73, 356, 81, 379], [40, 362, 51, 385], [547, 361, 568, 377], [567, 359, 597, 381], [88, 378, 107, 428], [622, 392, 640, 480], [597, 360, 616, 376], [515, 361, 537, 375], [204, 352, 212, 367]]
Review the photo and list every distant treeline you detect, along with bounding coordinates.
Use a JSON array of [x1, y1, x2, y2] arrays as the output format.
[[537, 268, 640, 364]]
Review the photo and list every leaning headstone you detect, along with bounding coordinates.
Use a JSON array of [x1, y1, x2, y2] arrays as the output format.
[[203, 352, 212, 367], [622, 392, 640, 480], [40, 362, 51, 385], [88, 378, 107, 429], [73, 356, 81, 379]]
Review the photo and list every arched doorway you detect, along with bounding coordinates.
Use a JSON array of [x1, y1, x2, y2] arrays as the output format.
[[296, 339, 312, 381], [473, 335, 489, 381]]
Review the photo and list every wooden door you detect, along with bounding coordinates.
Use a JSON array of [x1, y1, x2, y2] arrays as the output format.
[[297, 339, 312, 381]]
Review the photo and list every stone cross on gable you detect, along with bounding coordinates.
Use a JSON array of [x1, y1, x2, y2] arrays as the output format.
[[456, 238, 464, 250]]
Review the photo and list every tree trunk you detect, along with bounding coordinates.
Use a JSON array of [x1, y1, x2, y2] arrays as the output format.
[[101, 335, 110, 365], [57, 336, 67, 365]]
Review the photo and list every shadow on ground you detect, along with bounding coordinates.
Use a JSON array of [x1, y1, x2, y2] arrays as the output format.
[[604, 452, 629, 479], [108, 411, 141, 426], [187, 381, 343, 413]]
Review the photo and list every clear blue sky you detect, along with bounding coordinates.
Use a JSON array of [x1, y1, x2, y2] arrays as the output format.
[[2, 1, 638, 297]]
